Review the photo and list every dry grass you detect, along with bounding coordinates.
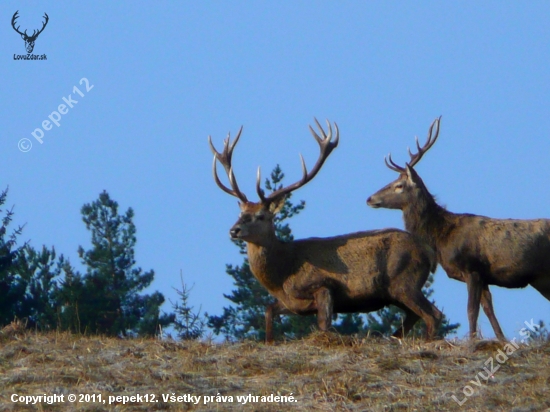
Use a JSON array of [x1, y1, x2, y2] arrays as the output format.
[[1, 323, 549, 411]]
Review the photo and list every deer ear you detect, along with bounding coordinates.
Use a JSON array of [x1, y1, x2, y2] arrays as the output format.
[[268, 195, 286, 214], [405, 163, 421, 186]]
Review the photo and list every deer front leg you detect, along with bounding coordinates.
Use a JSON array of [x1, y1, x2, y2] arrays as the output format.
[[265, 301, 292, 344], [466, 272, 483, 339], [314, 287, 333, 331], [480, 284, 506, 341]]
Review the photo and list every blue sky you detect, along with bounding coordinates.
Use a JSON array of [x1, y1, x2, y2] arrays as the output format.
[[2, 1, 549, 339]]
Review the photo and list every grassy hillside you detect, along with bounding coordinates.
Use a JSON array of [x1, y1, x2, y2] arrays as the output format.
[[0, 323, 548, 411]]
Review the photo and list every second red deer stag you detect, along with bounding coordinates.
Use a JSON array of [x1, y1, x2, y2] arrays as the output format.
[[367, 117, 550, 341], [209, 119, 443, 342]]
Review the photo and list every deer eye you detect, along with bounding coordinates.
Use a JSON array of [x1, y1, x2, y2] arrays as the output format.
[[240, 214, 252, 223], [256, 214, 265, 221], [395, 183, 403, 190]]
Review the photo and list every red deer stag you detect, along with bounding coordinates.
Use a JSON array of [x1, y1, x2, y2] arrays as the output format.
[[209, 119, 443, 342], [367, 117, 550, 341]]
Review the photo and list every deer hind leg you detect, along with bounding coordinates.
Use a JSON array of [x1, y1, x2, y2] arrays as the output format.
[[314, 287, 333, 331], [392, 307, 420, 339], [480, 285, 506, 341], [265, 300, 292, 344], [466, 272, 483, 339], [394, 292, 443, 340]]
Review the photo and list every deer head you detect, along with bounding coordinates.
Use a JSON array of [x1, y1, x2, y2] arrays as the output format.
[[12, 11, 49, 53], [209, 119, 339, 244], [367, 116, 441, 210]]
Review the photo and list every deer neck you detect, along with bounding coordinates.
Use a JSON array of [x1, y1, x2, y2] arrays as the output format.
[[402, 189, 449, 252], [245, 236, 292, 293]]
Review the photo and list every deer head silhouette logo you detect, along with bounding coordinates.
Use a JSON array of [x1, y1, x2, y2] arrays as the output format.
[[11, 11, 49, 54]]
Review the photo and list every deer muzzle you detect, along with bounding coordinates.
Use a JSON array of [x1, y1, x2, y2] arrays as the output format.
[[366, 196, 382, 208], [229, 226, 241, 239]]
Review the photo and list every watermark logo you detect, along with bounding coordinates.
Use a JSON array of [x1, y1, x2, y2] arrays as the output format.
[[451, 319, 543, 406], [18, 138, 32, 153], [11, 10, 48, 60], [18, 78, 94, 152]]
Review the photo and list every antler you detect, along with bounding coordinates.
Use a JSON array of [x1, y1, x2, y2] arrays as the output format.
[[32, 13, 49, 39], [256, 118, 339, 203], [385, 116, 441, 173], [208, 126, 249, 203], [11, 11, 49, 39], [11, 11, 25, 36]]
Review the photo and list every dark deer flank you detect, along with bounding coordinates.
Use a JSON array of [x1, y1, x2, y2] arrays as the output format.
[[11, 11, 49, 53], [210, 119, 442, 342], [367, 117, 550, 341]]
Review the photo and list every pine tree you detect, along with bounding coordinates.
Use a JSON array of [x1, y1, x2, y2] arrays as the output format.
[[14, 245, 60, 330], [59, 191, 173, 336], [207, 165, 364, 341], [55, 257, 86, 333], [171, 271, 205, 340], [0, 187, 27, 326], [334, 313, 366, 335], [0, 187, 70, 330]]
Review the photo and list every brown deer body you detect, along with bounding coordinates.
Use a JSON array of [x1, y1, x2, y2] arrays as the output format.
[[210, 120, 442, 342], [367, 117, 550, 341]]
